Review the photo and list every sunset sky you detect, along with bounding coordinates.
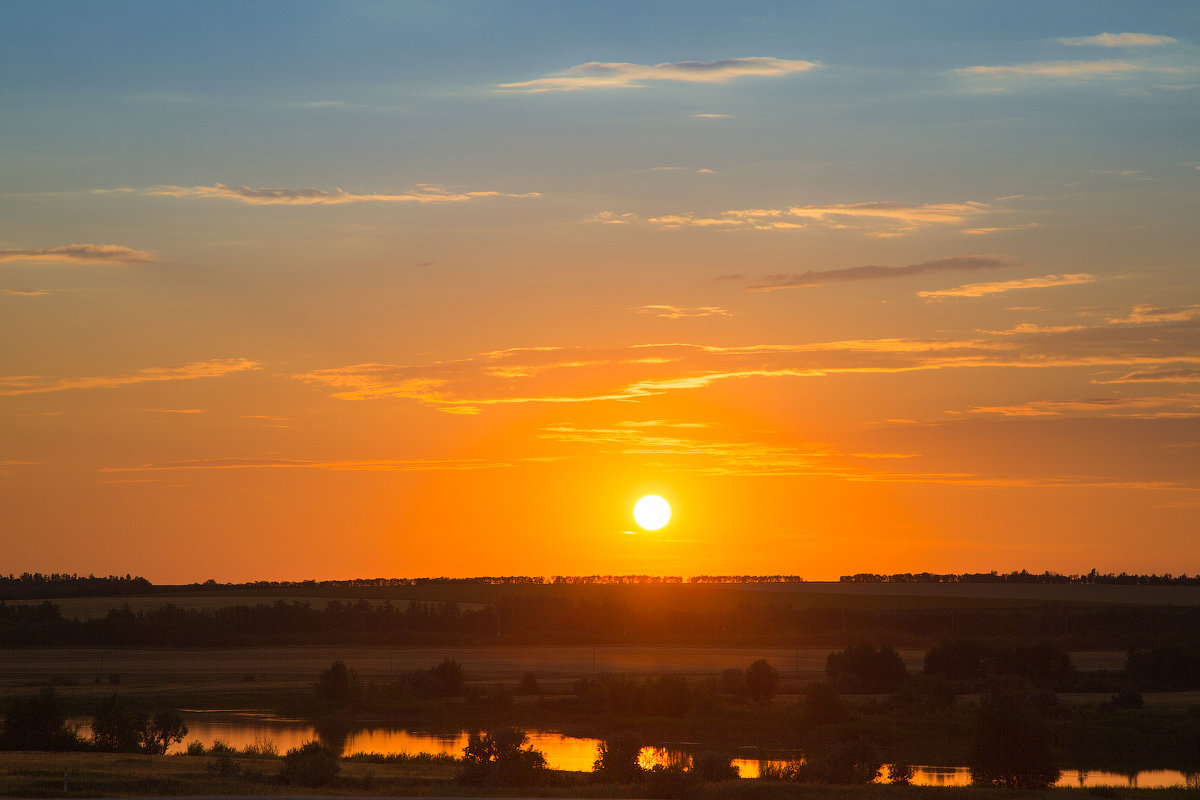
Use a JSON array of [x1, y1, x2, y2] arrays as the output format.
[[3, 2, 1198, 582]]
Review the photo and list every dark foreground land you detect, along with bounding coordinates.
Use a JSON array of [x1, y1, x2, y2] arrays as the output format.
[[2, 752, 1198, 800], [3, 574, 1200, 796]]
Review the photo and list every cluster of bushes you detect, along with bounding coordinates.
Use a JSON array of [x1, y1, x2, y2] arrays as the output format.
[[456, 727, 547, 787], [0, 689, 187, 754], [591, 731, 737, 798], [312, 658, 466, 715], [922, 639, 1076, 691]]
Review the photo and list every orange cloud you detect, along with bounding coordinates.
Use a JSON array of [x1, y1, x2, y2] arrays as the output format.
[[964, 395, 1200, 418], [614, 200, 992, 236], [918, 273, 1094, 299], [0, 244, 155, 264], [140, 183, 539, 205], [101, 457, 510, 473], [634, 305, 731, 319], [0, 358, 259, 396], [294, 316, 1200, 413]]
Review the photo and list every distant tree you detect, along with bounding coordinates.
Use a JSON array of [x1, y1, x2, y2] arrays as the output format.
[[719, 668, 747, 699], [826, 644, 908, 690], [314, 660, 359, 712], [515, 671, 540, 696], [139, 710, 188, 755], [644, 674, 691, 716], [592, 731, 643, 783], [430, 658, 465, 696], [1127, 641, 1200, 691], [969, 679, 1059, 789], [745, 659, 780, 704], [924, 640, 991, 682], [91, 694, 142, 752], [994, 642, 1075, 692], [458, 727, 547, 786], [0, 688, 81, 751]]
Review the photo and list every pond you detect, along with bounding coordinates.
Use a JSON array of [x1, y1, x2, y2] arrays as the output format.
[[78, 711, 1199, 789]]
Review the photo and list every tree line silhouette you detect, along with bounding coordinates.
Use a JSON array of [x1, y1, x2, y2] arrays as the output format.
[[5, 593, 1200, 653]]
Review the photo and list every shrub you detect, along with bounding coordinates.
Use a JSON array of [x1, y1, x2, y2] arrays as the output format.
[[693, 752, 739, 781], [0, 688, 83, 751], [457, 727, 547, 787], [801, 681, 842, 723], [643, 764, 700, 798], [207, 752, 240, 778], [887, 762, 915, 785], [280, 741, 339, 786], [592, 731, 643, 783], [185, 740, 206, 756], [794, 739, 881, 785]]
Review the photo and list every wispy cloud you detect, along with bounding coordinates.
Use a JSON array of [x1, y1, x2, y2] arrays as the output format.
[[0, 244, 155, 265], [616, 200, 993, 236], [956, 60, 1156, 78], [1108, 304, 1200, 325], [1095, 368, 1200, 385], [294, 313, 1200, 414], [135, 183, 539, 206], [694, 113, 731, 119], [499, 57, 818, 92], [747, 255, 1015, 292], [1059, 33, 1177, 47], [961, 223, 1040, 235], [0, 358, 259, 397], [964, 394, 1200, 419], [634, 304, 731, 319], [2, 289, 49, 296], [101, 456, 508, 473], [918, 273, 1094, 299]]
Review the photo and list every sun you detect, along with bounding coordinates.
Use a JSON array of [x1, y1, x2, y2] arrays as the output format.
[[633, 495, 671, 531]]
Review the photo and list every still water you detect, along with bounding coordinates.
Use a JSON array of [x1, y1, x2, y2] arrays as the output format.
[[103, 711, 1197, 788]]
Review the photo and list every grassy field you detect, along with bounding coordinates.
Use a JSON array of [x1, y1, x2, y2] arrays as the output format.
[[0, 643, 1133, 710]]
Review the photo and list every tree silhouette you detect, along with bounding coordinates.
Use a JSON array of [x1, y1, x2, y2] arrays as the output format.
[[745, 659, 780, 704]]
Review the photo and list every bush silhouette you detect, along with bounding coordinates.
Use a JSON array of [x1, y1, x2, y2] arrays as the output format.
[[969, 679, 1059, 789], [280, 741, 339, 786], [458, 727, 547, 786], [592, 731, 643, 783]]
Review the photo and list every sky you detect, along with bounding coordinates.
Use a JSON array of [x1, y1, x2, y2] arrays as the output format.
[[2, 1, 1198, 582]]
